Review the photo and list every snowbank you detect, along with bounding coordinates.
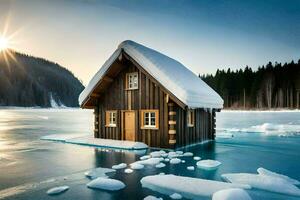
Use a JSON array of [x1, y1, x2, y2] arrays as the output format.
[[84, 167, 116, 179], [217, 122, 300, 136], [196, 160, 221, 170], [41, 133, 87, 142], [112, 163, 127, 170], [42, 134, 148, 150], [257, 167, 300, 185], [212, 188, 252, 200], [87, 177, 125, 191], [47, 186, 69, 195], [140, 174, 250, 199], [222, 173, 300, 197]]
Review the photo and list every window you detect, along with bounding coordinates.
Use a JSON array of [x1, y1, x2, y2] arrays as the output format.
[[106, 111, 117, 127], [187, 109, 194, 127], [126, 72, 138, 89], [140, 110, 159, 129]]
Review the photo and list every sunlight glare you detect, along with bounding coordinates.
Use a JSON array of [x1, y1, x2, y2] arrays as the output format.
[[0, 37, 9, 51]]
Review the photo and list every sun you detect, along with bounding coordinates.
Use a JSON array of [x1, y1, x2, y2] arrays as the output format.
[[0, 37, 9, 51]]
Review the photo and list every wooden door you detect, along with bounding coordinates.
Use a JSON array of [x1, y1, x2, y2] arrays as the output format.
[[124, 111, 135, 141]]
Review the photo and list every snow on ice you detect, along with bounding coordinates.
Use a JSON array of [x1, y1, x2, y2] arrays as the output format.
[[196, 160, 221, 170], [112, 163, 127, 170], [87, 177, 125, 191], [222, 172, 300, 197], [257, 167, 300, 185], [140, 174, 250, 199], [84, 167, 116, 179], [212, 188, 252, 200], [170, 158, 181, 164], [47, 186, 69, 195]]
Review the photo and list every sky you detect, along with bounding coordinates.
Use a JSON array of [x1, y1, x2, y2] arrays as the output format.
[[0, 0, 299, 85]]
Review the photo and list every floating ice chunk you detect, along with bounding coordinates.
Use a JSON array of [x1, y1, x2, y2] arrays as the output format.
[[170, 158, 181, 164], [124, 168, 133, 174], [159, 172, 165, 175], [112, 163, 127, 170], [168, 152, 179, 158], [196, 160, 221, 170], [47, 186, 69, 195], [181, 160, 185, 163], [144, 195, 163, 200], [130, 163, 144, 170], [212, 188, 252, 200], [84, 167, 116, 179], [161, 153, 169, 158], [164, 158, 170, 162], [175, 151, 183, 155], [140, 155, 151, 160], [151, 151, 166, 158], [187, 166, 195, 171], [170, 193, 182, 199], [87, 177, 125, 191], [222, 173, 300, 197], [257, 168, 300, 185], [42, 134, 148, 150], [193, 156, 201, 161], [140, 174, 250, 199], [135, 158, 164, 165], [183, 152, 193, 157], [156, 163, 166, 168]]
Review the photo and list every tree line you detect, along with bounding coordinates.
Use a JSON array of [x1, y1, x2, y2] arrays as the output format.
[[200, 60, 300, 109], [0, 50, 84, 107]]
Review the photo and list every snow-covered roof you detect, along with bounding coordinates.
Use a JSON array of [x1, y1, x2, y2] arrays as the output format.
[[79, 40, 223, 109]]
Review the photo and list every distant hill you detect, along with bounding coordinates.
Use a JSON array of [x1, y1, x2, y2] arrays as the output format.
[[0, 50, 84, 107], [201, 60, 300, 109]]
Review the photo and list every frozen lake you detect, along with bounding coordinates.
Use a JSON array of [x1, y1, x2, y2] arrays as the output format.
[[0, 108, 299, 200]]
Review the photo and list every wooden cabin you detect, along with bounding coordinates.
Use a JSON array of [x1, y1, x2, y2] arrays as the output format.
[[79, 40, 223, 149]]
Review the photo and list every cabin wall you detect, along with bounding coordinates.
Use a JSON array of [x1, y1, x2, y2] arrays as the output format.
[[93, 58, 217, 149], [175, 107, 215, 148], [95, 60, 170, 148]]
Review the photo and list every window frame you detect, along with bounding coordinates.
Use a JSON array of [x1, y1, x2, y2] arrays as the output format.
[[187, 109, 194, 127], [140, 109, 159, 129], [126, 72, 139, 90], [105, 110, 117, 127]]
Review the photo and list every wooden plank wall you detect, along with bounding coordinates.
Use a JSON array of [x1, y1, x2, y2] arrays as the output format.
[[175, 107, 215, 148], [96, 60, 170, 148]]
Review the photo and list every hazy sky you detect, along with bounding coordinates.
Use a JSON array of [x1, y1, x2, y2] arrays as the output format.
[[0, 0, 299, 85]]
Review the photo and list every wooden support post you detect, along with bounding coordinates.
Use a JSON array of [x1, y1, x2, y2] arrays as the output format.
[[168, 100, 176, 147]]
